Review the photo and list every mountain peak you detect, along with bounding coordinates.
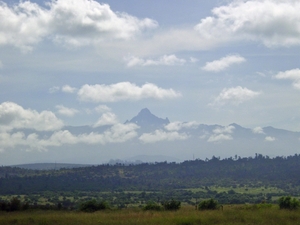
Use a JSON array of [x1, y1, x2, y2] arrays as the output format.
[[138, 108, 152, 116], [126, 108, 170, 128]]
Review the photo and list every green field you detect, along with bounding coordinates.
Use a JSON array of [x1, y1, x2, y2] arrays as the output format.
[[1, 205, 300, 225], [0, 185, 288, 208]]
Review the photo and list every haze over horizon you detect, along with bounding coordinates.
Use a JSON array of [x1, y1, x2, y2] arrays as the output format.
[[1, 0, 300, 165]]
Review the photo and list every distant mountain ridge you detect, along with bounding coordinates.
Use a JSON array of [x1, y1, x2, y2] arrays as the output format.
[[12, 163, 92, 170], [5, 108, 300, 166]]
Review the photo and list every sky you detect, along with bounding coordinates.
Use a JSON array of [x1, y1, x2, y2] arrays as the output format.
[[1, 0, 300, 164]]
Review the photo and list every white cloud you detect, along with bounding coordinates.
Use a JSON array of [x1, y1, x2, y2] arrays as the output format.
[[202, 55, 246, 72], [265, 136, 276, 142], [0, 102, 64, 131], [0, 131, 47, 152], [139, 130, 189, 143], [0, 0, 158, 51], [165, 121, 199, 131], [0, 60, 3, 69], [253, 127, 265, 134], [275, 68, 300, 89], [213, 125, 235, 134], [0, 123, 139, 152], [77, 82, 181, 102], [207, 133, 233, 142], [56, 105, 79, 117], [126, 54, 186, 67], [42, 130, 78, 146], [211, 86, 261, 106], [95, 105, 111, 113], [194, 0, 300, 48], [0, 1, 50, 52], [42, 123, 139, 147], [93, 112, 118, 127], [207, 125, 235, 142], [101, 123, 139, 143], [62, 85, 77, 93]]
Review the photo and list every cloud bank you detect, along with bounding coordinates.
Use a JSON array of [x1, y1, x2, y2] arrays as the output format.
[[0, 102, 64, 131], [0, 0, 158, 51], [93, 112, 118, 127], [126, 55, 186, 67], [202, 55, 246, 72], [275, 68, 300, 89], [56, 105, 79, 117], [139, 130, 189, 143], [77, 82, 181, 102], [212, 86, 261, 106], [207, 125, 235, 142], [195, 0, 300, 48]]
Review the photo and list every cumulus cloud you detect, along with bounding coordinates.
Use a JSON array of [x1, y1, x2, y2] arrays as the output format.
[[213, 125, 235, 134], [275, 68, 300, 89], [194, 0, 300, 47], [93, 112, 118, 127], [0, 131, 47, 152], [0, 102, 64, 131], [77, 82, 181, 102], [126, 54, 186, 67], [139, 130, 189, 143], [165, 121, 199, 131], [0, 1, 49, 52], [253, 127, 265, 134], [207, 133, 233, 142], [102, 123, 139, 143], [0, 0, 158, 51], [44, 123, 139, 146], [0, 123, 139, 152], [265, 136, 276, 142], [207, 125, 235, 142], [211, 86, 261, 106], [202, 55, 246, 72], [56, 105, 79, 117], [62, 85, 77, 93]]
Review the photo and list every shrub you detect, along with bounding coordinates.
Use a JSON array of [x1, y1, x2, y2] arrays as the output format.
[[79, 199, 109, 212], [198, 198, 219, 210], [161, 199, 181, 211], [0, 201, 8, 211], [278, 196, 300, 210], [9, 197, 21, 211], [143, 201, 162, 211]]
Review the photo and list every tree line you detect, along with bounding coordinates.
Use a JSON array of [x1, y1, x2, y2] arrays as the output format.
[[0, 154, 299, 206]]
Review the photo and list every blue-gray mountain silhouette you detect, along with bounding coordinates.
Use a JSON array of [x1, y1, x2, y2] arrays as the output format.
[[6, 108, 300, 165], [125, 108, 169, 131]]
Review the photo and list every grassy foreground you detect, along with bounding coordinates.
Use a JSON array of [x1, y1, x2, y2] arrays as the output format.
[[1, 205, 300, 225]]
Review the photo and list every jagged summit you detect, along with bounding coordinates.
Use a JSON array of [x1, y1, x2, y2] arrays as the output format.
[[126, 108, 170, 128]]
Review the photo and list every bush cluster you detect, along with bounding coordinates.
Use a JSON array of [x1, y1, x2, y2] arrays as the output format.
[[79, 199, 110, 212], [143, 201, 162, 211], [278, 196, 300, 210], [0, 197, 29, 212], [161, 199, 181, 211], [198, 198, 219, 210]]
